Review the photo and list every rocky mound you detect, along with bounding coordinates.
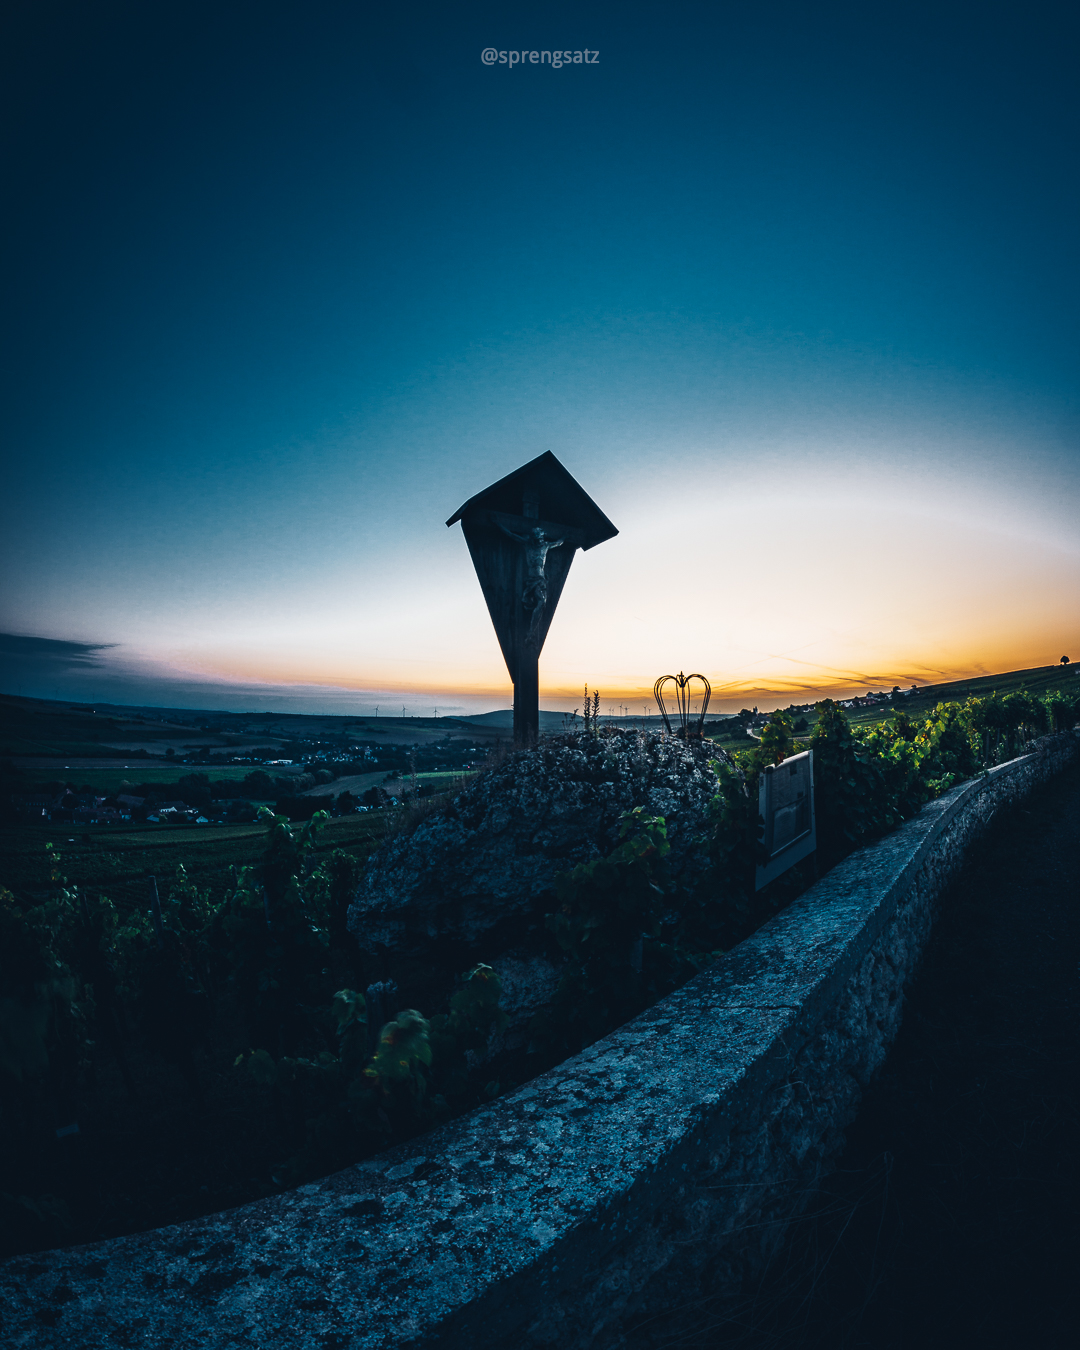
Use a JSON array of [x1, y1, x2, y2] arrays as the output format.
[[347, 731, 724, 969]]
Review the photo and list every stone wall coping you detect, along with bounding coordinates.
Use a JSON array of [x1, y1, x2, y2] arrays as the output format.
[[2, 730, 1076, 1349]]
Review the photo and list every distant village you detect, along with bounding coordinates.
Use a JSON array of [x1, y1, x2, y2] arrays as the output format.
[[9, 731, 485, 827]]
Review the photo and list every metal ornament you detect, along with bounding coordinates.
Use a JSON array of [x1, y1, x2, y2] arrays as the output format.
[[653, 671, 711, 739]]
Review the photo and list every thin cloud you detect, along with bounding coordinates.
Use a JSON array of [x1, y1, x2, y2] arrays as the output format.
[[0, 633, 116, 676]]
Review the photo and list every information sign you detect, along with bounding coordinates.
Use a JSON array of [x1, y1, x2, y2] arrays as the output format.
[[755, 749, 816, 890]]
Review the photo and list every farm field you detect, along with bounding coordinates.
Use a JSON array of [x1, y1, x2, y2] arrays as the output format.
[[0, 694, 504, 762], [297, 770, 388, 798], [705, 731, 761, 753], [0, 812, 384, 912], [299, 769, 478, 798], [0, 696, 270, 759], [3, 663, 1074, 907], [11, 763, 298, 792]]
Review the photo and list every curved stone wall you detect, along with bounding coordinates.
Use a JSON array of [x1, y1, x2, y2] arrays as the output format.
[[3, 730, 1077, 1349]]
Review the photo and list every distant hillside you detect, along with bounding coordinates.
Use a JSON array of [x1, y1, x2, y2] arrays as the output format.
[[0, 696, 137, 758], [3, 662, 1074, 757], [459, 710, 570, 730], [842, 662, 1078, 729], [0, 696, 502, 758]]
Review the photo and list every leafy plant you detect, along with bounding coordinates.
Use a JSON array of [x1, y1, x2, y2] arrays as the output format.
[[429, 963, 508, 1075], [234, 966, 510, 1187], [1045, 690, 1079, 734], [696, 756, 768, 941], [807, 690, 1079, 867], [365, 1009, 432, 1096], [913, 701, 981, 794], [211, 809, 333, 1057], [808, 700, 901, 861], [748, 710, 796, 778], [539, 809, 716, 1053], [302, 850, 364, 980], [0, 886, 66, 1083]]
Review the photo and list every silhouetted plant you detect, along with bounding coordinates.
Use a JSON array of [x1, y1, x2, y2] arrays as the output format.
[[234, 964, 511, 1187], [575, 684, 602, 735], [538, 809, 719, 1056]]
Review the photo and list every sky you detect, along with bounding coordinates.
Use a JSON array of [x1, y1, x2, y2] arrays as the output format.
[[1, 0, 1077, 716]]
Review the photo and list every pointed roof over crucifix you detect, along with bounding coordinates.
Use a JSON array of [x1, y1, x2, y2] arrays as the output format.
[[446, 451, 618, 549]]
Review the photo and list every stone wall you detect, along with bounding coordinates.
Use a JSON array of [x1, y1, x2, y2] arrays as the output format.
[[3, 730, 1076, 1350]]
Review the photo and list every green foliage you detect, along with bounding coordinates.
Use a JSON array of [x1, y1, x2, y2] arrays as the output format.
[[812, 696, 952, 857], [539, 809, 718, 1054], [0, 887, 64, 1082], [697, 759, 768, 941], [206, 809, 339, 1055], [176, 773, 212, 809], [305, 850, 362, 933], [304, 849, 365, 984], [913, 701, 981, 794], [1045, 689, 1079, 734], [430, 963, 507, 1057], [156, 865, 213, 978], [548, 809, 670, 966], [808, 689, 1078, 866], [808, 700, 895, 859], [331, 986, 368, 1073], [366, 1009, 432, 1093], [259, 806, 328, 903], [0, 881, 86, 1107], [232, 967, 511, 1187], [750, 711, 796, 776]]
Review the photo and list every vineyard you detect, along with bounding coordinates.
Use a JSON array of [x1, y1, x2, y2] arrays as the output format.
[[2, 686, 1078, 1259]]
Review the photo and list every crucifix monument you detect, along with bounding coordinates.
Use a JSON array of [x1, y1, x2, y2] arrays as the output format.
[[447, 452, 618, 748]]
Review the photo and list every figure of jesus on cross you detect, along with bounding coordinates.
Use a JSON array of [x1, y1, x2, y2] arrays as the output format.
[[495, 520, 566, 615]]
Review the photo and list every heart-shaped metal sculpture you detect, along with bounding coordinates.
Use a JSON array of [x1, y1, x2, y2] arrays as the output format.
[[653, 671, 711, 739]]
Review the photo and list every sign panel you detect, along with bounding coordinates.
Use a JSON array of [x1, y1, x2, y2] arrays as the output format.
[[755, 749, 816, 890]]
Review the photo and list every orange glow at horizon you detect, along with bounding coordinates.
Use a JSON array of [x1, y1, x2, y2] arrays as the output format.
[[18, 451, 1077, 716], [133, 471, 1076, 713]]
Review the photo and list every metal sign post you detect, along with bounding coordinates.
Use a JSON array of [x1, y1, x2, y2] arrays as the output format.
[[447, 453, 618, 748]]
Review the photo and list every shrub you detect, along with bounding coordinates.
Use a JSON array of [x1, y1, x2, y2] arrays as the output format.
[[539, 808, 724, 1056], [698, 756, 768, 940], [808, 701, 896, 861], [235, 963, 511, 1186]]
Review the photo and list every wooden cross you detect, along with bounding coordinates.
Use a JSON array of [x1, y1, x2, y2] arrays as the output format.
[[447, 453, 618, 748]]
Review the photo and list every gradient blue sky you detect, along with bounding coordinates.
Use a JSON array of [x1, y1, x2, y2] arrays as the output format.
[[2, 0, 1077, 714]]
